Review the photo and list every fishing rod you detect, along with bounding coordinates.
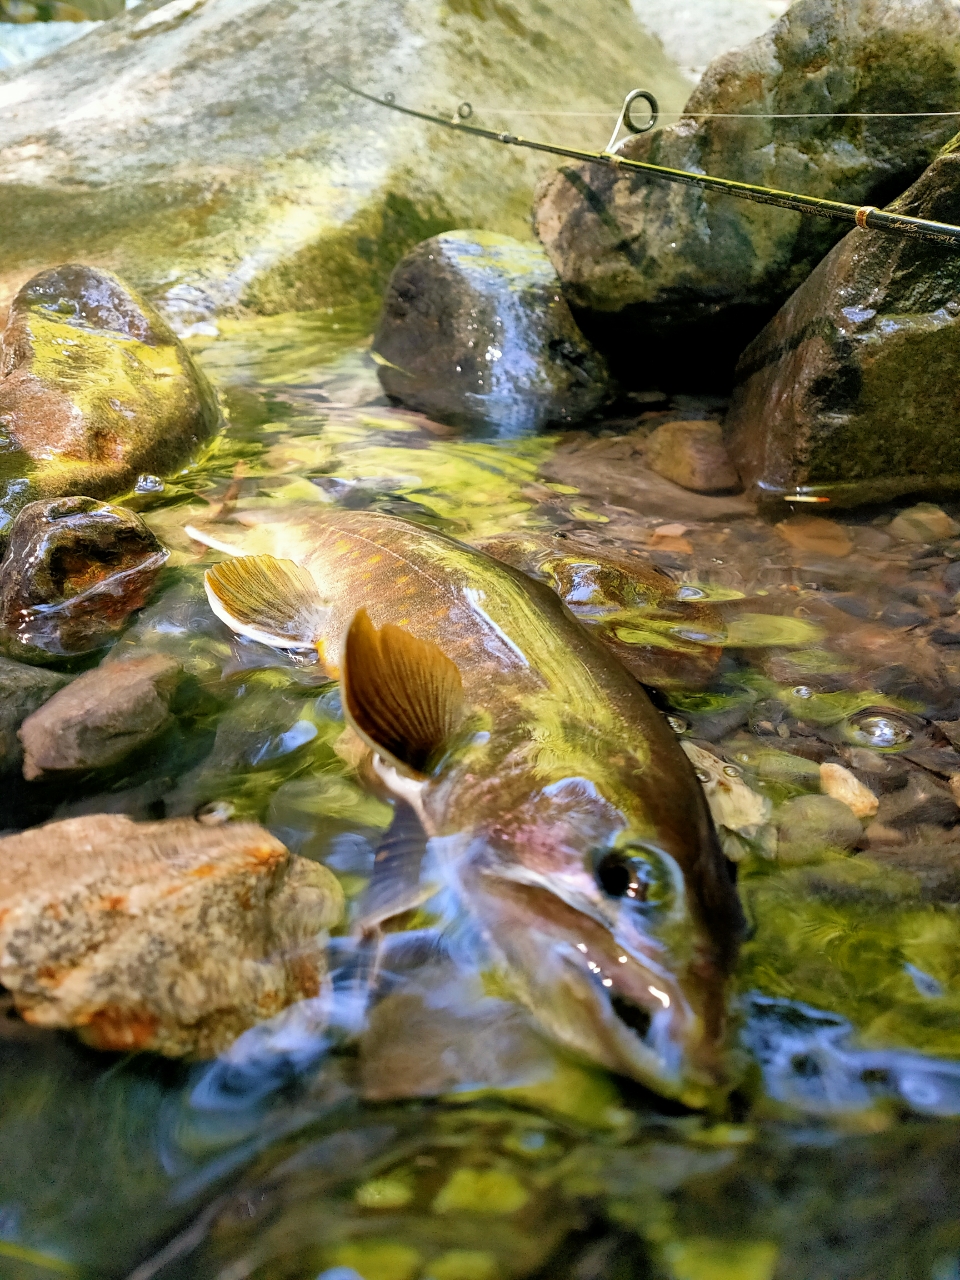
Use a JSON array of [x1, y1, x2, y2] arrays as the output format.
[[327, 74, 960, 249]]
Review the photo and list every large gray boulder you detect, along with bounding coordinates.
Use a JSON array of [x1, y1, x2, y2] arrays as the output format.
[[534, 0, 960, 388], [724, 135, 960, 507], [0, 0, 691, 326], [373, 231, 612, 434]]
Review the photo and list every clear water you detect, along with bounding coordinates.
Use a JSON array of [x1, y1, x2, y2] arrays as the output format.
[[3, 310, 960, 1280]]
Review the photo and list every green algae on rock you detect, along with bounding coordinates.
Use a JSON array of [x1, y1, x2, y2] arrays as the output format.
[[0, 265, 220, 527], [725, 134, 960, 508], [373, 231, 612, 435]]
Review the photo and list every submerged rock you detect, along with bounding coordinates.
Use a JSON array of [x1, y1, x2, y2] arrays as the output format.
[[0, 495, 167, 661], [19, 651, 180, 781], [644, 419, 739, 492], [0, 814, 343, 1056], [373, 231, 612, 435], [0, 265, 219, 526], [534, 0, 960, 387], [0, 0, 690, 321], [0, 655, 70, 775], [725, 137, 960, 506]]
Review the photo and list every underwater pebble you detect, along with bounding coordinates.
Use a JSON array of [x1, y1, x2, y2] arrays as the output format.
[[875, 770, 960, 830], [889, 504, 960, 545], [775, 794, 864, 863], [19, 652, 181, 781], [0, 814, 343, 1056], [819, 762, 879, 820], [775, 515, 853, 559]]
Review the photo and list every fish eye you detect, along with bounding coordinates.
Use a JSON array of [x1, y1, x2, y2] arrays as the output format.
[[591, 844, 670, 906]]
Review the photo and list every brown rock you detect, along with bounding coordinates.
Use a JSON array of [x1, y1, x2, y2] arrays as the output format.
[[0, 814, 343, 1056], [0, 656, 70, 774], [0, 496, 168, 662], [19, 651, 180, 781], [644, 420, 739, 493]]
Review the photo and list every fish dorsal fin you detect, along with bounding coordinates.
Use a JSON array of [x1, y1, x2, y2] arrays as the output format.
[[204, 555, 327, 651], [342, 609, 465, 778]]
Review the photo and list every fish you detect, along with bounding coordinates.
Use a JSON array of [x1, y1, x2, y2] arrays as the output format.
[[187, 506, 746, 1108]]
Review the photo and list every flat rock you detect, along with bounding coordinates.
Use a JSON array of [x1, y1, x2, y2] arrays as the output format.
[[644, 419, 739, 492], [534, 0, 960, 386], [373, 231, 612, 435], [0, 655, 70, 773], [0, 0, 691, 324], [0, 814, 343, 1056], [19, 650, 180, 780], [0, 266, 220, 526], [0, 496, 167, 662], [542, 433, 754, 521], [725, 138, 960, 507]]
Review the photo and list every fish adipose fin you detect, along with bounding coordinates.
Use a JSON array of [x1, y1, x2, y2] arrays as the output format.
[[343, 608, 465, 778], [204, 555, 327, 651]]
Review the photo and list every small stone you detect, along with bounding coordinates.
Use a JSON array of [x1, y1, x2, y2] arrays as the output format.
[[0, 814, 343, 1056], [819, 762, 879, 820], [0, 656, 71, 774], [929, 618, 960, 647], [890, 504, 960, 544], [649, 523, 694, 554], [19, 652, 180, 781], [0, 497, 168, 662], [775, 794, 864, 863], [875, 770, 960, 829], [775, 516, 853, 559], [863, 821, 906, 847], [879, 601, 928, 629], [644, 420, 739, 493]]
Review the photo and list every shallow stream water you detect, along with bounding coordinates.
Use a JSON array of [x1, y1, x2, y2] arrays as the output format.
[[4, 310, 960, 1280]]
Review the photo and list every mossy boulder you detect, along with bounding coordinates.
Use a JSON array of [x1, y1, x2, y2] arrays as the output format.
[[0, 0, 691, 325], [533, 0, 960, 388], [0, 265, 220, 527], [374, 230, 612, 434], [724, 135, 960, 508]]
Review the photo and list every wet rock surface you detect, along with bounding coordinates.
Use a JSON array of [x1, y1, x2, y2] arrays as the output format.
[[19, 651, 181, 781], [0, 265, 220, 525], [0, 814, 343, 1056], [725, 138, 960, 506], [373, 231, 612, 435], [0, 495, 168, 661], [534, 0, 960, 386]]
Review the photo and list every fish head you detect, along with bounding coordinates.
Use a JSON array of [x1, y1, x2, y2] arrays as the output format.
[[451, 772, 744, 1108]]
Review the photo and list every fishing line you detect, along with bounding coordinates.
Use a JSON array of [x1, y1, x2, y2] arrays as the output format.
[[469, 108, 960, 119], [326, 72, 960, 248]]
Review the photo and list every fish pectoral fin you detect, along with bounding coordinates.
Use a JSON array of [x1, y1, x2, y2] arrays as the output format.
[[342, 608, 466, 778], [355, 800, 435, 933], [204, 554, 327, 652]]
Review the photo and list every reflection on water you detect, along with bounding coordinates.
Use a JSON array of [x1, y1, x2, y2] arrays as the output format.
[[3, 309, 960, 1278]]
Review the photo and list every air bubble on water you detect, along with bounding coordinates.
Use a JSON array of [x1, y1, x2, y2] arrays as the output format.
[[676, 585, 706, 601], [850, 713, 913, 748], [135, 473, 164, 493], [792, 686, 813, 699], [667, 716, 688, 734]]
